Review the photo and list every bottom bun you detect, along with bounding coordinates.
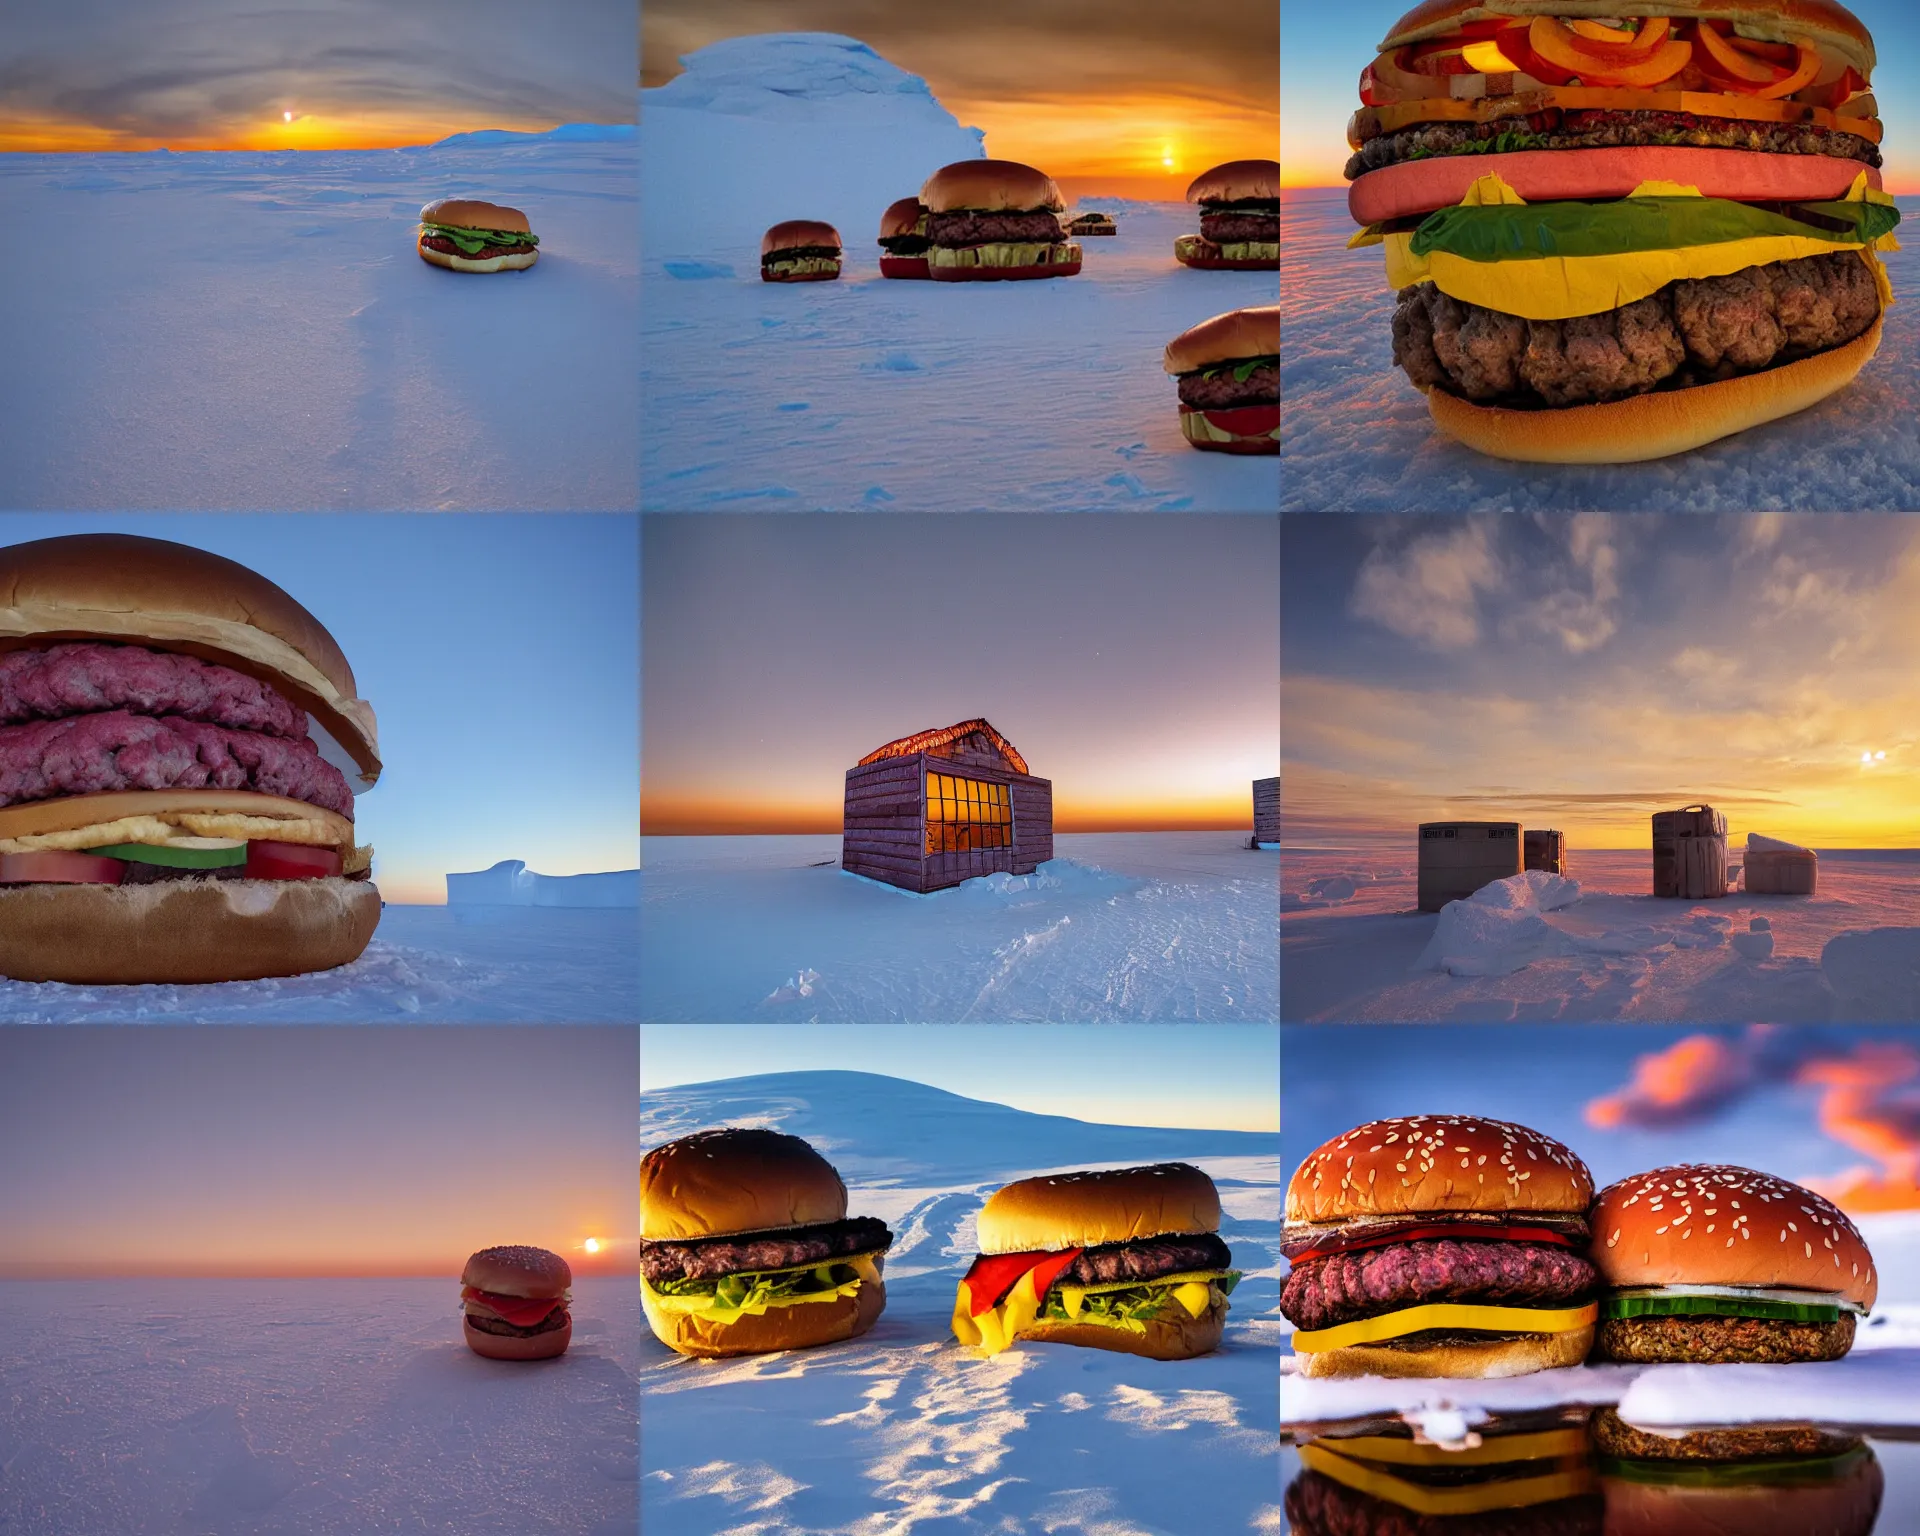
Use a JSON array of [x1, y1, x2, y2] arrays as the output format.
[[762, 269, 840, 283], [0, 877, 380, 984], [1180, 407, 1279, 455], [1426, 314, 1883, 464], [1295, 1325, 1594, 1380], [418, 241, 537, 274], [643, 1279, 885, 1358], [879, 254, 932, 280], [930, 259, 1082, 282], [464, 1315, 571, 1361], [1015, 1297, 1226, 1361], [1174, 249, 1279, 272]]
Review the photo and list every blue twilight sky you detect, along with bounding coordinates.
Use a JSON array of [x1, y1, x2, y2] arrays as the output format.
[[641, 1025, 1279, 1133], [1281, 0, 1920, 190], [0, 513, 637, 904]]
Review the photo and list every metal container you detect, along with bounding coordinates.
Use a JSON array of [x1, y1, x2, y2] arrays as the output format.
[[1652, 805, 1728, 899], [1524, 829, 1564, 876], [1418, 821, 1521, 912]]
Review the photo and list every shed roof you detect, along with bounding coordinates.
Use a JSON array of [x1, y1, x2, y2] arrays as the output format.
[[857, 718, 1029, 774]]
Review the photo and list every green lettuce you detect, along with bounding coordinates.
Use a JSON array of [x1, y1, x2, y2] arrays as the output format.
[[653, 1262, 855, 1307], [1411, 195, 1901, 264], [422, 220, 539, 255], [1039, 1272, 1240, 1329], [1197, 354, 1278, 383]]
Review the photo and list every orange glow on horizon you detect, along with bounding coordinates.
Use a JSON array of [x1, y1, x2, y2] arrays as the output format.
[[0, 112, 575, 154]]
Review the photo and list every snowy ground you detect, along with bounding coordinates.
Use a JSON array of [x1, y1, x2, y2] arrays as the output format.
[[0, 1278, 637, 1536], [639, 834, 1279, 1022], [639, 1071, 1281, 1536], [0, 132, 636, 510], [1282, 848, 1920, 1023], [0, 906, 638, 1023], [641, 34, 1277, 512], [1280, 187, 1920, 511]]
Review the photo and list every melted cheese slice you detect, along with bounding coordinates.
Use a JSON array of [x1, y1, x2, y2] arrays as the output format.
[[1298, 1442, 1598, 1518], [956, 1268, 1236, 1353], [1289, 1300, 1598, 1354]]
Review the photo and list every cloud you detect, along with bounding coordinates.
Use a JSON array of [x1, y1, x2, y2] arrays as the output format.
[[1351, 521, 1502, 649], [1505, 512, 1621, 654]]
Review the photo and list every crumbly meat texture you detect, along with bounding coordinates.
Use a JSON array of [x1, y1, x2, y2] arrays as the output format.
[[1281, 1240, 1598, 1332], [639, 1215, 894, 1284], [1200, 211, 1280, 245], [465, 1305, 569, 1338], [1596, 1311, 1855, 1364], [1286, 1470, 1606, 1536], [0, 710, 353, 817], [1591, 1407, 1860, 1463], [1056, 1231, 1234, 1289], [0, 645, 309, 738], [1346, 108, 1882, 178], [1177, 365, 1279, 411], [927, 211, 1066, 246], [1393, 251, 1879, 407], [421, 234, 532, 262]]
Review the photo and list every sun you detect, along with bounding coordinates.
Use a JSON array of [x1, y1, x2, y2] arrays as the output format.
[[283, 111, 294, 123], [583, 1237, 602, 1254]]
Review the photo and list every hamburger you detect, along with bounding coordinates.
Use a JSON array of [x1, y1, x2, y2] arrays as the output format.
[[952, 1162, 1239, 1359], [1176, 160, 1279, 270], [1595, 1423, 1882, 1535], [761, 220, 843, 283], [877, 197, 933, 279], [640, 1128, 891, 1358], [1587, 1164, 1875, 1365], [1349, 0, 1900, 461], [1283, 1115, 1598, 1379], [0, 534, 380, 984], [919, 160, 1084, 281], [417, 197, 539, 273], [1164, 306, 1279, 454], [461, 1245, 572, 1361], [1070, 211, 1118, 237]]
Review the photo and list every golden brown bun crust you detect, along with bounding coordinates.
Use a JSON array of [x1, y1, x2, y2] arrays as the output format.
[[417, 241, 538, 274], [1380, 0, 1875, 77], [0, 790, 355, 846], [1017, 1295, 1228, 1360], [464, 1315, 571, 1361], [462, 1245, 572, 1297], [0, 533, 378, 782], [643, 1276, 885, 1358], [921, 159, 1066, 214], [978, 1163, 1221, 1254], [761, 219, 842, 256], [0, 876, 379, 983], [1186, 160, 1280, 204], [1163, 305, 1280, 374], [1295, 1323, 1594, 1379], [1428, 311, 1882, 463], [1289, 1114, 1593, 1225], [641, 1127, 848, 1240], [1590, 1164, 1877, 1308], [420, 198, 532, 235], [879, 198, 927, 239]]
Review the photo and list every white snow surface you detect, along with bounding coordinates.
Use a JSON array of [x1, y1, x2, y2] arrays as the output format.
[[1749, 832, 1813, 853], [640, 1071, 1280, 1536], [0, 1278, 637, 1535], [641, 34, 1278, 511], [0, 137, 636, 510], [0, 906, 638, 1022], [446, 859, 640, 908], [1281, 187, 1920, 511], [1283, 846, 1920, 1022], [640, 834, 1279, 1022]]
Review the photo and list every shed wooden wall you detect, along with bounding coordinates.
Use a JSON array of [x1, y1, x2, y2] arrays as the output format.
[[842, 756, 925, 890], [1010, 775, 1053, 874], [1253, 777, 1279, 843]]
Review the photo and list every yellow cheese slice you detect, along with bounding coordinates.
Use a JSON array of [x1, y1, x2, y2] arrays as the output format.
[[1289, 1300, 1598, 1354], [1298, 1443, 1598, 1517], [1312, 1428, 1590, 1468], [952, 1266, 1048, 1356]]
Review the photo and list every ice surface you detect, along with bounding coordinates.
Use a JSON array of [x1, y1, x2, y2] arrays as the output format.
[[641, 1071, 1280, 1536], [640, 833, 1279, 1021], [0, 138, 636, 510], [1281, 187, 1920, 511], [431, 123, 637, 148], [0, 1278, 637, 1535], [446, 859, 640, 908]]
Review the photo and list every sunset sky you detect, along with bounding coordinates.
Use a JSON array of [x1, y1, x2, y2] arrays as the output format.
[[0, 0, 632, 152], [642, 515, 1279, 836], [1280, 0, 1920, 192], [1283, 513, 1920, 851], [0, 1027, 637, 1278], [641, 1, 1278, 202]]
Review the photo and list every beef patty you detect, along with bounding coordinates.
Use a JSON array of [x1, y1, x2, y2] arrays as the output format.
[[0, 644, 309, 738], [640, 1215, 894, 1284], [1056, 1231, 1233, 1289], [763, 245, 842, 263], [466, 1306, 569, 1338], [1282, 1239, 1598, 1332], [422, 234, 532, 261], [928, 210, 1066, 246], [1177, 365, 1278, 411], [1595, 1311, 1855, 1365], [878, 233, 932, 255], [1200, 211, 1279, 245]]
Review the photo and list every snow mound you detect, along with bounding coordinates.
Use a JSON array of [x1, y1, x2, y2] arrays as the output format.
[[1731, 915, 1775, 961], [430, 122, 635, 147], [1748, 832, 1811, 852], [445, 858, 639, 908], [1416, 871, 1583, 977], [1283, 871, 1377, 910], [1823, 926, 1920, 1022]]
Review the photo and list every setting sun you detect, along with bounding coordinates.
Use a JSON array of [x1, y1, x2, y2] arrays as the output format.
[[282, 111, 294, 123], [583, 1237, 602, 1254]]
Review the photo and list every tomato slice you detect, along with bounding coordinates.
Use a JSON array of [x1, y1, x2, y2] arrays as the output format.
[[1199, 403, 1280, 437], [462, 1286, 562, 1328], [245, 840, 343, 880], [960, 1249, 1084, 1316], [0, 849, 128, 884]]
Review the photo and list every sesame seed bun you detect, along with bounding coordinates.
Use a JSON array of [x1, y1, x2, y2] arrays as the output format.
[[761, 220, 842, 257], [462, 1245, 572, 1298], [1186, 160, 1280, 205], [640, 1128, 848, 1241], [920, 160, 1066, 214], [1163, 306, 1280, 376], [419, 198, 532, 236], [975, 1163, 1221, 1255]]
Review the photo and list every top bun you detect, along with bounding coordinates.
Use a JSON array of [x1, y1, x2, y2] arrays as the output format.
[[1287, 1115, 1594, 1226], [0, 534, 378, 783], [1590, 1165, 1877, 1309], [762, 220, 843, 256], [878, 197, 927, 239], [462, 1244, 572, 1298], [976, 1163, 1221, 1255], [420, 198, 533, 235], [1164, 306, 1280, 375], [641, 1127, 848, 1240], [1380, 0, 1874, 76], [1186, 160, 1280, 205], [921, 160, 1066, 215]]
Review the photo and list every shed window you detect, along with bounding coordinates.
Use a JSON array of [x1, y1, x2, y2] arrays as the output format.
[[927, 772, 1011, 853]]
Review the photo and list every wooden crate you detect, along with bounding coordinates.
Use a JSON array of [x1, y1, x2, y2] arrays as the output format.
[[1652, 805, 1727, 898], [1253, 777, 1279, 844], [1524, 829, 1564, 875], [1745, 847, 1817, 895], [1418, 821, 1521, 912]]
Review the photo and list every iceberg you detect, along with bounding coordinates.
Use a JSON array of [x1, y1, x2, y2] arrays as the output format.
[[446, 859, 638, 908]]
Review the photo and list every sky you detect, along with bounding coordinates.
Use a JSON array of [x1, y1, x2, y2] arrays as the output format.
[[641, 1024, 1278, 1132], [1284, 1024, 1920, 1216], [0, 513, 638, 904], [1283, 513, 1920, 851], [1280, 0, 1920, 192], [640, 1, 1278, 202], [641, 514, 1279, 835], [0, 0, 634, 152], [0, 1027, 638, 1278]]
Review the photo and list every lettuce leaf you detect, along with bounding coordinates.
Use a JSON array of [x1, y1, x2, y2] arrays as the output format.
[[1039, 1271, 1240, 1330], [1197, 354, 1278, 383], [1411, 195, 1901, 264], [422, 221, 539, 254]]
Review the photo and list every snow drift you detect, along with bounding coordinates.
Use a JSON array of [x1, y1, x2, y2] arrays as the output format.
[[446, 858, 640, 908]]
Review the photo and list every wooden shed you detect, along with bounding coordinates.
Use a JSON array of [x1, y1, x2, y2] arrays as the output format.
[[1418, 821, 1521, 912], [841, 719, 1052, 893], [1525, 829, 1564, 875], [1652, 804, 1727, 899], [1253, 777, 1279, 846]]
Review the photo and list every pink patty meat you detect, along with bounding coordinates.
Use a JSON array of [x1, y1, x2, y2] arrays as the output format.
[[0, 644, 308, 738], [0, 711, 352, 818]]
